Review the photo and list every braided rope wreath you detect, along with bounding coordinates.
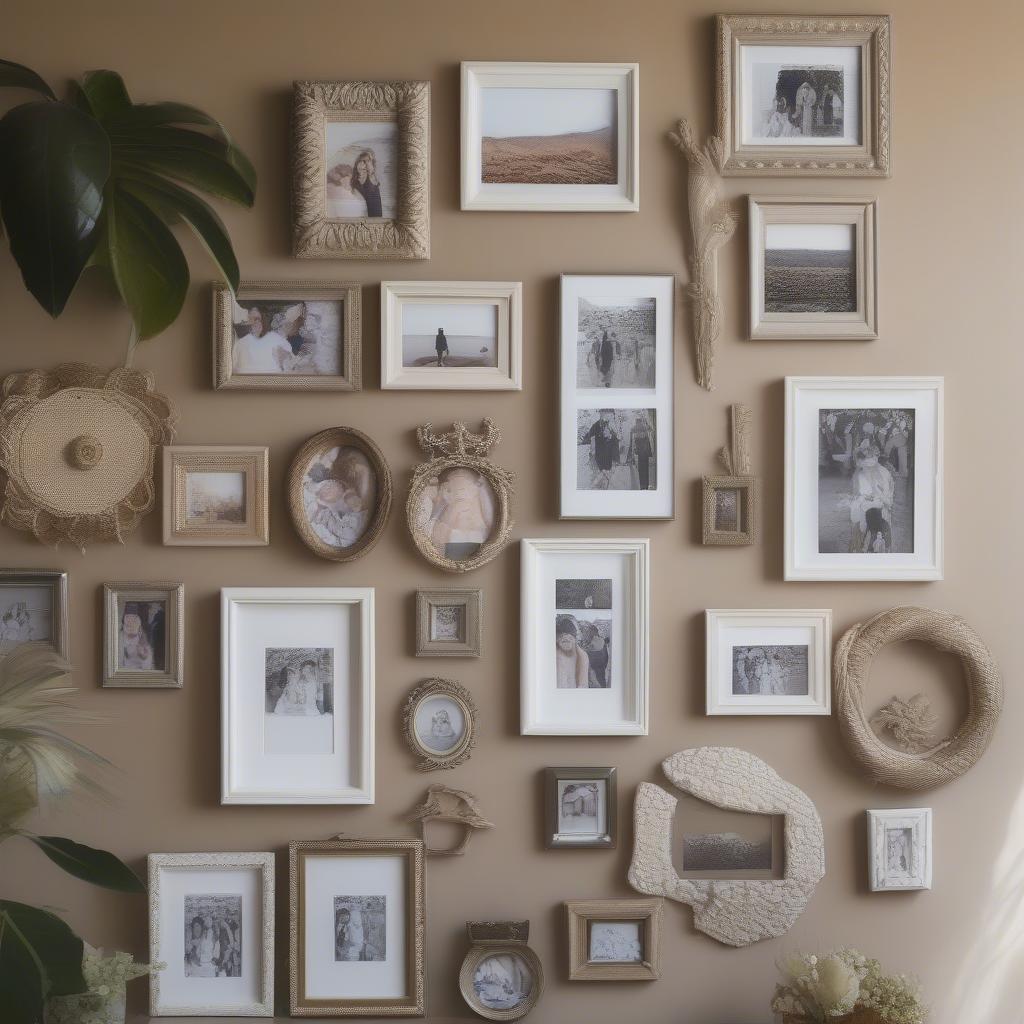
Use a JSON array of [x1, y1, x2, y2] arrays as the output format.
[[834, 607, 1003, 790]]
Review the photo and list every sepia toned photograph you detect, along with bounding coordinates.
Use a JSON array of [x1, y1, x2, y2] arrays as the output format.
[[818, 408, 915, 554], [589, 920, 642, 963], [264, 647, 334, 757], [324, 120, 398, 219], [731, 644, 809, 697], [473, 952, 534, 1011], [764, 223, 856, 314], [229, 298, 343, 376], [118, 598, 167, 672], [557, 779, 605, 835], [402, 301, 498, 369], [0, 585, 52, 654], [577, 408, 657, 492], [184, 893, 242, 978], [333, 895, 386, 962], [185, 471, 246, 526], [301, 444, 377, 551], [414, 694, 466, 755], [414, 467, 497, 562], [430, 604, 465, 642], [575, 296, 656, 389], [749, 62, 850, 143], [682, 830, 773, 872]]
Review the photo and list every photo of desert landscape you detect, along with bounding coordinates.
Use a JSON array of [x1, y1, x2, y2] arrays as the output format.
[[480, 87, 617, 185], [764, 222, 857, 314]]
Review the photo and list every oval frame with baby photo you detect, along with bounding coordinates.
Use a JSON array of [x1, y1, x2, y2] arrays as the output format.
[[402, 677, 478, 772]]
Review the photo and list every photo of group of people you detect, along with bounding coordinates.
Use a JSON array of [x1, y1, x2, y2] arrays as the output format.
[[333, 895, 386, 962], [554, 578, 612, 690], [0, 586, 51, 655], [230, 298, 343, 376], [576, 409, 657, 492], [753, 63, 847, 140], [576, 296, 656, 390], [183, 894, 242, 979], [264, 647, 334, 716], [301, 444, 377, 550], [731, 644, 809, 697], [117, 599, 167, 672]]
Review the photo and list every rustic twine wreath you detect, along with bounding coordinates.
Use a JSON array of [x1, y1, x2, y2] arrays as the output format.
[[834, 606, 1003, 790]]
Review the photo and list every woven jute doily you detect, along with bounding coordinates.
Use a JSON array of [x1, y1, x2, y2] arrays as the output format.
[[0, 363, 176, 548]]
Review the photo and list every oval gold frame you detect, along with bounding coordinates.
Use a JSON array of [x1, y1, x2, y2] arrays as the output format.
[[287, 426, 392, 562], [403, 678, 477, 772], [458, 943, 544, 1021]]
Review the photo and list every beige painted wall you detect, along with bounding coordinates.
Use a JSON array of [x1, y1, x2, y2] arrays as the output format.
[[3, 1, 1023, 1021]]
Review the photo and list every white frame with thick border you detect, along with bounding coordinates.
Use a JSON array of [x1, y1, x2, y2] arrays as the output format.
[[867, 807, 933, 892]]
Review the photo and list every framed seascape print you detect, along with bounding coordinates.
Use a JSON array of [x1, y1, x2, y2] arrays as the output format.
[[221, 588, 374, 804], [785, 377, 944, 580], [521, 538, 649, 736], [292, 80, 429, 260], [0, 569, 68, 660], [705, 609, 831, 716], [415, 588, 482, 657], [380, 281, 522, 390], [867, 808, 933, 892], [213, 281, 361, 390], [560, 275, 674, 519], [163, 446, 269, 547], [564, 898, 662, 981], [289, 838, 425, 1017], [716, 14, 892, 176], [461, 62, 639, 212], [148, 852, 275, 1017], [749, 196, 878, 340], [544, 767, 617, 849], [102, 582, 184, 688]]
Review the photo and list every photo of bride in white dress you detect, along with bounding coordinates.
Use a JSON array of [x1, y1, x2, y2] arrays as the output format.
[[263, 647, 335, 755]]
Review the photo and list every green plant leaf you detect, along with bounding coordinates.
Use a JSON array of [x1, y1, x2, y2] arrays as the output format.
[[105, 184, 189, 339], [78, 69, 132, 121], [0, 99, 110, 315], [0, 59, 56, 100], [0, 900, 86, 1024], [28, 835, 145, 893]]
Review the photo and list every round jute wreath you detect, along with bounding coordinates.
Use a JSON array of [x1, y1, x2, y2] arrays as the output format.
[[834, 606, 1002, 791]]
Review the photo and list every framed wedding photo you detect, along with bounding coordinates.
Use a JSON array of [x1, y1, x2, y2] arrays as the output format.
[[0, 569, 68, 660], [221, 587, 374, 804], [867, 807, 933, 892], [148, 851, 275, 1017], [560, 275, 674, 519], [785, 377, 943, 581], [705, 609, 831, 716], [380, 281, 522, 390], [717, 13, 892, 176], [564, 898, 662, 981], [292, 80, 430, 260], [461, 62, 639, 212], [749, 197, 878, 340], [521, 538, 649, 736], [213, 281, 361, 391], [102, 582, 184, 688], [415, 588, 483, 657], [544, 767, 617, 849], [289, 838, 425, 1017], [163, 445, 269, 547]]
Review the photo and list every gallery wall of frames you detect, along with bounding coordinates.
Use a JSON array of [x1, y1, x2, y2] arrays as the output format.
[[3, 1, 1022, 1022]]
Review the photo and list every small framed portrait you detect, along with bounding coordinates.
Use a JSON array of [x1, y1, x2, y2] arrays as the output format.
[[459, 921, 544, 1022], [521, 539, 649, 735], [221, 588, 374, 804], [785, 376, 944, 580], [402, 678, 477, 772], [560, 275, 674, 519], [544, 767, 617, 849], [287, 427, 392, 563], [716, 14, 891, 176], [0, 569, 68, 660], [289, 838, 425, 1017], [102, 582, 184, 688], [705, 609, 831, 716], [749, 196, 878, 340], [564, 898, 662, 981], [461, 62, 639, 212], [163, 445, 269, 547], [702, 475, 758, 546], [867, 808, 933, 892], [415, 588, 482, 657], [213, 281, 361, 390], [380, 280, 523, 391], [292, 80, 429, 260], [148, 851, 275, 1017]]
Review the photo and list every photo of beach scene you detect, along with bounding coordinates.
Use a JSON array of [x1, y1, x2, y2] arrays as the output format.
[[401, 302, 499, 368], [764, 223, 856, 314]]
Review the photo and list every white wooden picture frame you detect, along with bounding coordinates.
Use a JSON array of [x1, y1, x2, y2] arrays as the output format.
[[520, 538, 649, 736], [785, 376, 944, 581], [867, 808, 933, 892], [380, 281, 522, 390], [221, 587, 374, 804], [705, 609, 831, 716]]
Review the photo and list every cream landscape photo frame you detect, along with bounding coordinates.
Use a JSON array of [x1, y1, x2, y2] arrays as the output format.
[[102, 582, 184, 688], [381, 281, 522, 390], [749, 196, 878, 340], [867, 807, 933, 892], [148, 851, 275, 1017], [565, 898, 662, 981], [415, 588, 483, 657], [221, 587, 374, 804], [717, 13, 892, 177], [461, 62, 640, 212], [0, 568, 69, 661]]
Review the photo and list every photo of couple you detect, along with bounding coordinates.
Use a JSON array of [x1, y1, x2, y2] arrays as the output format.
[[230, 298, 343, 376], [183, 894, 242, 979], [577, 408, 657, 492], [264, 647, 334, 717], [554, 578, 612, 690], [324, 121, 397, 219]]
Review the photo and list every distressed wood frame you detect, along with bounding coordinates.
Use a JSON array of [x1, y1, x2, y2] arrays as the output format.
[[544, 767, 618, 850], [0, 568, 69, 661], [402, 678, 478, 771], [564, 898, 662, 981], [102, 581, 184, 688], [415, 588, 483, 657], [867, 807, 932, 891]]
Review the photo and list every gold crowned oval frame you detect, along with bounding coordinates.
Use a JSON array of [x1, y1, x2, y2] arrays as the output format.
[[402, 678, 477, 772], [287, 426, 392, 563], [834, 606, 1003, 790]]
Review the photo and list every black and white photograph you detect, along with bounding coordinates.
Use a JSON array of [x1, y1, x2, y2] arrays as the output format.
[[749, 60, 853, 142], [764, 223, 856, 314], [301, 444, 377, 551], [557, 779, 605, 835], [414, 467, 497, 562], [324, 120, 397, 219], [588, 921, 643, 963], [413, 695, 466, 755], [118, 598, 167, 672], [333, 895, 386, 962], [183, 893, 242, 979], [867, 808, 932, 892], [731, 645, 809, 697], [576, 408, 657, 492], [264, 647, 334, 757], [430, 604, 465, 642], [682, 831, 773, 872], [885, 826, 914, 878], [401, 302, 498, 369], [185, 471, 246, 526], [229, 298, 343, 376], [714, 487, 742, 533], [0, 585, 51, 654], [818, 408, 915, 554], [576, 296, 656, 389], [555, 577, 612, 689], [473, 953, 534, 1011]]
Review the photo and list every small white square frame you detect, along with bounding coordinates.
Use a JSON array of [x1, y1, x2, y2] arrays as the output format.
[[220, 587, 374, 804], [867, 808, 933, 892], [148, 851, 275, 1017], [785, 376, 944, 581], [705, 609, 831, 716], [520, 538, 649, 735]]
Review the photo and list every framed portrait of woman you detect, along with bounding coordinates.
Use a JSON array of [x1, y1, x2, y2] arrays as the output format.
[[102, 582, 184, 688]]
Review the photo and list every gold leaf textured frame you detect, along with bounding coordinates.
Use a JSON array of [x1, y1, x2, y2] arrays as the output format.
[[402, 678, 478, 771], [292, 80, 430, 260], [102, 581, 184, 688], [564, 898, 662, 981], [415, 588, 483, 657]]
